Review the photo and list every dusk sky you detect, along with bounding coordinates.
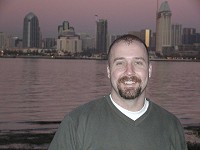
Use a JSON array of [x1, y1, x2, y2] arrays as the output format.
[[0, 0, 199, 38]]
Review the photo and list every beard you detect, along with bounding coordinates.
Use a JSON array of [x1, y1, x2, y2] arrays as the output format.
[[117, 76, 143, 100]]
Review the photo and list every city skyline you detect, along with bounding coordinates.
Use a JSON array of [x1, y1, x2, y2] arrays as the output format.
[[0, 0, 200, 38]]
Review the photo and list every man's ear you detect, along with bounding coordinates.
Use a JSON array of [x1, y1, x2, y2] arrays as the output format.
[[107, 65, 110, 79], [148, 63, 152, 78]]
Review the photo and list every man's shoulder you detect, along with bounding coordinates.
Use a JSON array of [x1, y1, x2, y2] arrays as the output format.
[[67, 95, 109, 119], [149, 100, 180, 123]]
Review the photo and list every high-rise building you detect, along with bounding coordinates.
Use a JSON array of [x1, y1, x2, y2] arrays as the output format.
[[79, 33, 95, 51], [96, 19, 107, 54], [57, 36, 82, 53], [43, 38, 56, 49], [57, 21, 82, 54], [0, 32, 6, 49], [128, 30, 151, 49], [171, 24, 182, 47], [150, 33, 156, 51], [58, 21, 75, 37], [107, 34, 120, 50], [128, 31, 141, 39], [182, 28, 196, 45], [23, 12, 41, 48], [141, 29, 151, 48], [156, 1, 172, 54]]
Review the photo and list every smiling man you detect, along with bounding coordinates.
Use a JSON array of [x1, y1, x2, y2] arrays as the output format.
[[107, 36, 152, 112], [48, 34, 187, 150]]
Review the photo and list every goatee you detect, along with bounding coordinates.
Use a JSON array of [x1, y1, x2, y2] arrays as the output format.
[[117, 76, 142, 100]]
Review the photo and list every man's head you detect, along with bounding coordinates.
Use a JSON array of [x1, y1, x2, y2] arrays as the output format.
[[107, 34, 152, 101]]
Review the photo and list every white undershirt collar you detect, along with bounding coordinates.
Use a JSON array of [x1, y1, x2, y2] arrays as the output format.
[[110, 94, 149, 121]]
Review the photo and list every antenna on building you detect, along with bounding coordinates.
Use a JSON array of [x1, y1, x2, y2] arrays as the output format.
[[156, 0, 159, 14], [95, 14, 99, 22]]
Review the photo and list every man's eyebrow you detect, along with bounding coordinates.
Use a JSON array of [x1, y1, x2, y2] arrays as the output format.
[[113, 57, 125, 62], [134, 57, 146, 61], [133, 57, 149, 64], [114, 57, 146, 61]]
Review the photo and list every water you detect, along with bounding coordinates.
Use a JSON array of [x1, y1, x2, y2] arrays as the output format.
[[0, 58, 200, 148]]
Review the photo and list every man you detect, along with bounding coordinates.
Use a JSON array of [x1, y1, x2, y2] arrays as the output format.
[[48, 34, 187, 150]]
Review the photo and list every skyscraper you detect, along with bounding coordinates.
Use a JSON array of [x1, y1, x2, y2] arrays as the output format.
[[57, 21, 82, 54], [156, 1, 172, 54], [171, 24, 182, 47], [182, 28, 196, 45], [23, 12, 41, 48], [96, 19, 107, 54], [58, 21, 75, 37], [0, 32, 6, 49], [141, 29, 151, 48]]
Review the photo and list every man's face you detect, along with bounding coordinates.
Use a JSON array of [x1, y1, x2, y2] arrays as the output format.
[[107, 41, 152, 100]]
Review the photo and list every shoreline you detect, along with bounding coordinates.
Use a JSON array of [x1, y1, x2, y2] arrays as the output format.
[[0, 55, 200, 62]]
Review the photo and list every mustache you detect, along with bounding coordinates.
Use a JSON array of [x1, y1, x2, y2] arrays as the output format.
[[118, 76, 142, 83]]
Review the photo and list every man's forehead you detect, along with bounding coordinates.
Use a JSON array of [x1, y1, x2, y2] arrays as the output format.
[[111, 41, 147, 55], [115, 40, 145, 47]]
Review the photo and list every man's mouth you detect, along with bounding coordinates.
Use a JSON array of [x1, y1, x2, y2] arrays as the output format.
[[124, 80, 136, 85], [119, 76, 141, 85]]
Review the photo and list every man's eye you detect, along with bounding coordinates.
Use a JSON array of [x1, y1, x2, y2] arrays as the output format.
[[116, 62, 123, 65], [135, 61, 143, 65]]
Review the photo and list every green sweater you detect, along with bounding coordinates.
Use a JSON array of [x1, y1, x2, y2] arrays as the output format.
[[49, 95, 187, 150]]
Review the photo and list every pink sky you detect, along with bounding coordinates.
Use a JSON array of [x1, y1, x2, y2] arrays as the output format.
[[0, 0, 199, 38]]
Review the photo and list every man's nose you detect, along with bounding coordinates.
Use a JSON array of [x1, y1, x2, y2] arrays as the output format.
[[125, 64, 135, 75]]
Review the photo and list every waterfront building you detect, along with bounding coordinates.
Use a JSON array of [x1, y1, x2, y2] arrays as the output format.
[[141, 29, 151, 48], [128, 31, 141, 39], [96, 19, 107, 54], [57, 21, 82, 54], [182, 28, 196, 45], [128, 30, 151, 49], [43, 38, 56, 49], [195, 33, 200, 44], [0, 32, 6, 50], [57, 36, 82, 54], [58, 21, 75, 37], [150, 32, 156, 51], [8, 36, 21, 49], [156, 1, 172, 54], [107, 34, 121, 50], [171, 24, 182, 48], [23, 12, 41, 48], [58, 25, 63, 37], [79, 33, 95, 51]]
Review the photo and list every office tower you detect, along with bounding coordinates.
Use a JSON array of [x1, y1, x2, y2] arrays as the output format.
[[0, 32, 6, 49], [141, 29, 151, 48], [63, 21, 69, 30], [96, 19, 107, 54], [8, 36, 20, 49], [58, 25, 63, 37], [171, 24, 182, 47], [43, 38, 56, 49], [58, 21, 75, 37], [128, 31, 141, 39], [195, 33, 200, 43], [57, 36, 82, 53], [57, 21, 82, 54], [23, 12, 41, 48], [107, 34, 120, 50], [79, 33, 95, 51], [151, 33, 156, 51], [156, 1, 172, 54], [182, 28, 196, 45]]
